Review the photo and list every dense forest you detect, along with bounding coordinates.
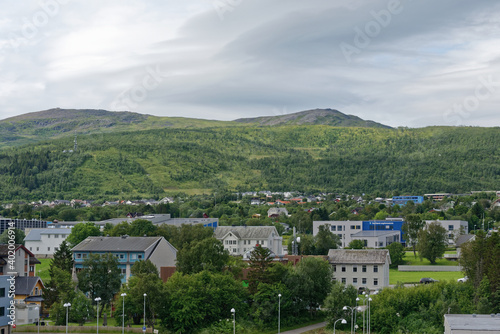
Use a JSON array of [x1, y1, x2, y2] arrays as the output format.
[[0, 125, 499, 201]]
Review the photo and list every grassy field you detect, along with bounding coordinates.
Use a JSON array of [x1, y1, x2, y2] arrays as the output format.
[[402, 251, 459, 266], [36, 258, 51, 283], [390, 269, 463, 284]]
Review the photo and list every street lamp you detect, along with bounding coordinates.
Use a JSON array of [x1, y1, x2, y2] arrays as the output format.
[[95, 297, 101, 334], [278, 294, 282, 334], [334, 318, 347, 334], [63, 303, 71, 334], [231, 308, 235, 334], [143, 293, 147, 333], [343, 306, 356, 334], [367, 297, 372, 334], [120, 293, 127, 334], [35, 306, 40, 334]]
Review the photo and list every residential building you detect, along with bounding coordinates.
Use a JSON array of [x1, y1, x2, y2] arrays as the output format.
[[0, 219, 46, 235], [328, 249, 391, 290], [392, 196, 424, 206], [425, 220, 468, 245], [267, 208, 289, 218], [0, 276, 13, 334], [24, 228, 72, 257], [13, 276, 44, 325], [0, 245, 40, 277], [444, 314, 500, 333], [214, 226, 283, 258], [72, 236, 177, 283]]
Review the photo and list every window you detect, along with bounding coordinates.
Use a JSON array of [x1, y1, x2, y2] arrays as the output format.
[[333, 265, 336, 272], [233, 249, 237, 253], [362, 265, 367, 272], [76, 253, 82, 259], [36, 247, 39, 251], [47, 235, 50, 238], [374, 278, 378, 286], [342, 266, 346, 272], [362, 278, 367, 285], [337, 225, 343, 231], [35, 287, 39, 295], [448, 225, 454, 231], [120, 254, 124, 259], [0, 307, 4, 317], [47, 247, 50, 251], [0, 288, 5, 297], [121, 269, 126, 274], [341, 278, 346, 284], [353, 266, 357, 273], [330, 225, 336, 231], [138, 255, 143, 260], [30, 247, 32, 251], [82, 254, 88, 258], [55, 247, 59, 251], [448, 234, 453, 239], [54, 234, 59, 238], [30, 266, 34, 272], [374, 265, 378, 273], [353, 278, 358, 284], [131, 254, 136, 260]]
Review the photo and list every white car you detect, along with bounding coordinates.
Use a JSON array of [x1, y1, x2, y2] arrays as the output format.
[[457, 276, 468, 283]]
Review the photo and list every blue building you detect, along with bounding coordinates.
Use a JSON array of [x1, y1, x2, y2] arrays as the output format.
[[0, 276, 13, 334], [362, 219, 407, 245], [392, 196, 424, 206]]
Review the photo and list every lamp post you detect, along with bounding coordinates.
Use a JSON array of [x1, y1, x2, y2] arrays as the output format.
[[334, 318, 347, 334], [278, 294, 282, 334], [367, 297, 372, 334], [343, 306, 356, 334], [63, 303, 71, 334], [35, 306, 40, 334], [95, 297, 101, 334], [120, 293, 127, 334], [143, 294, 147, 333], [231, 308, 235, 334]]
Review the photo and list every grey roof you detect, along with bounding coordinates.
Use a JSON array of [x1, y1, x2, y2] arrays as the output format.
[[15, 276, 44, 295], [214, 226, 278, 240], [328, 249, 391, 265], [24, 228, 72, 241], [72, 236, 162, 252], [445, 314, 500, 331], [352, 230, 400, 237], [456, 234, 475, 247]]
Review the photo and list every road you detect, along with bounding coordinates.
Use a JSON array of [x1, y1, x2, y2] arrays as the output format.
[[280, 321, 327, 334]]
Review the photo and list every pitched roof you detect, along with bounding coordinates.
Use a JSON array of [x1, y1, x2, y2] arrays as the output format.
[[455, 234, 475, 247], [71, 236, 162, 252], [15, 276, 44, 295], [328, 249, 391, 265], [214, 226, 278, 240], [24, 228, 72, 241]]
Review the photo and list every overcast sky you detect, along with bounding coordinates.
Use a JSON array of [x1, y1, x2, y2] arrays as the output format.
[[1, 0, 499, 127]]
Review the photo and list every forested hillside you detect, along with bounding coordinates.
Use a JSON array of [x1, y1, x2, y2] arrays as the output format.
[[0, 126, 499, 201]]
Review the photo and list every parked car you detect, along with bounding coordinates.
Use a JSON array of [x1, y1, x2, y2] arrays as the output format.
[[457, 276, 468, 283], [420, 277, 438, 284]]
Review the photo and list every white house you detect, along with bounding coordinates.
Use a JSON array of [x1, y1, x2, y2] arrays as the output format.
[[24, 228, 72, 257], [214, 226, 283, 258], [424, 220, 468, 245], [328, 249, 391, 291]]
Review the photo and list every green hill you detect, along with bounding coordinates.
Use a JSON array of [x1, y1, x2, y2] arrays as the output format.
[[0, 125, 499, 201]]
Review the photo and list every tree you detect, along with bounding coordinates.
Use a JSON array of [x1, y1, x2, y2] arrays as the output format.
[[248, 245, 274, 294], [0, 228, 25, 245], [416, 221, 447, 264], [66, 222, 101, 247], [161, 271, 248, 334], [315, 225, 340, 255], [44, 267, 76, 308], [287, 257, 333, 316], [129, 219, 157, 236], [387, 242, 406, 268], [70, 291, 94, 326], [324, 282, 357, 330], [77, 253, 122, 311], [131, 259, 159, 276], [109, 222, 131, 237], [50, 240, 74, 273], [347, 239, 364, 249], [176, 237, 230, 275], [402, 214, 425, 258], [156, 223, 214, 251]]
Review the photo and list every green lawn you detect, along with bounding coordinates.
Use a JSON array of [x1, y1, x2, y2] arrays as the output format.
[[37, 258, 51, 283], [390, 269, 464, 284], [402, 251, 459, 266]]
